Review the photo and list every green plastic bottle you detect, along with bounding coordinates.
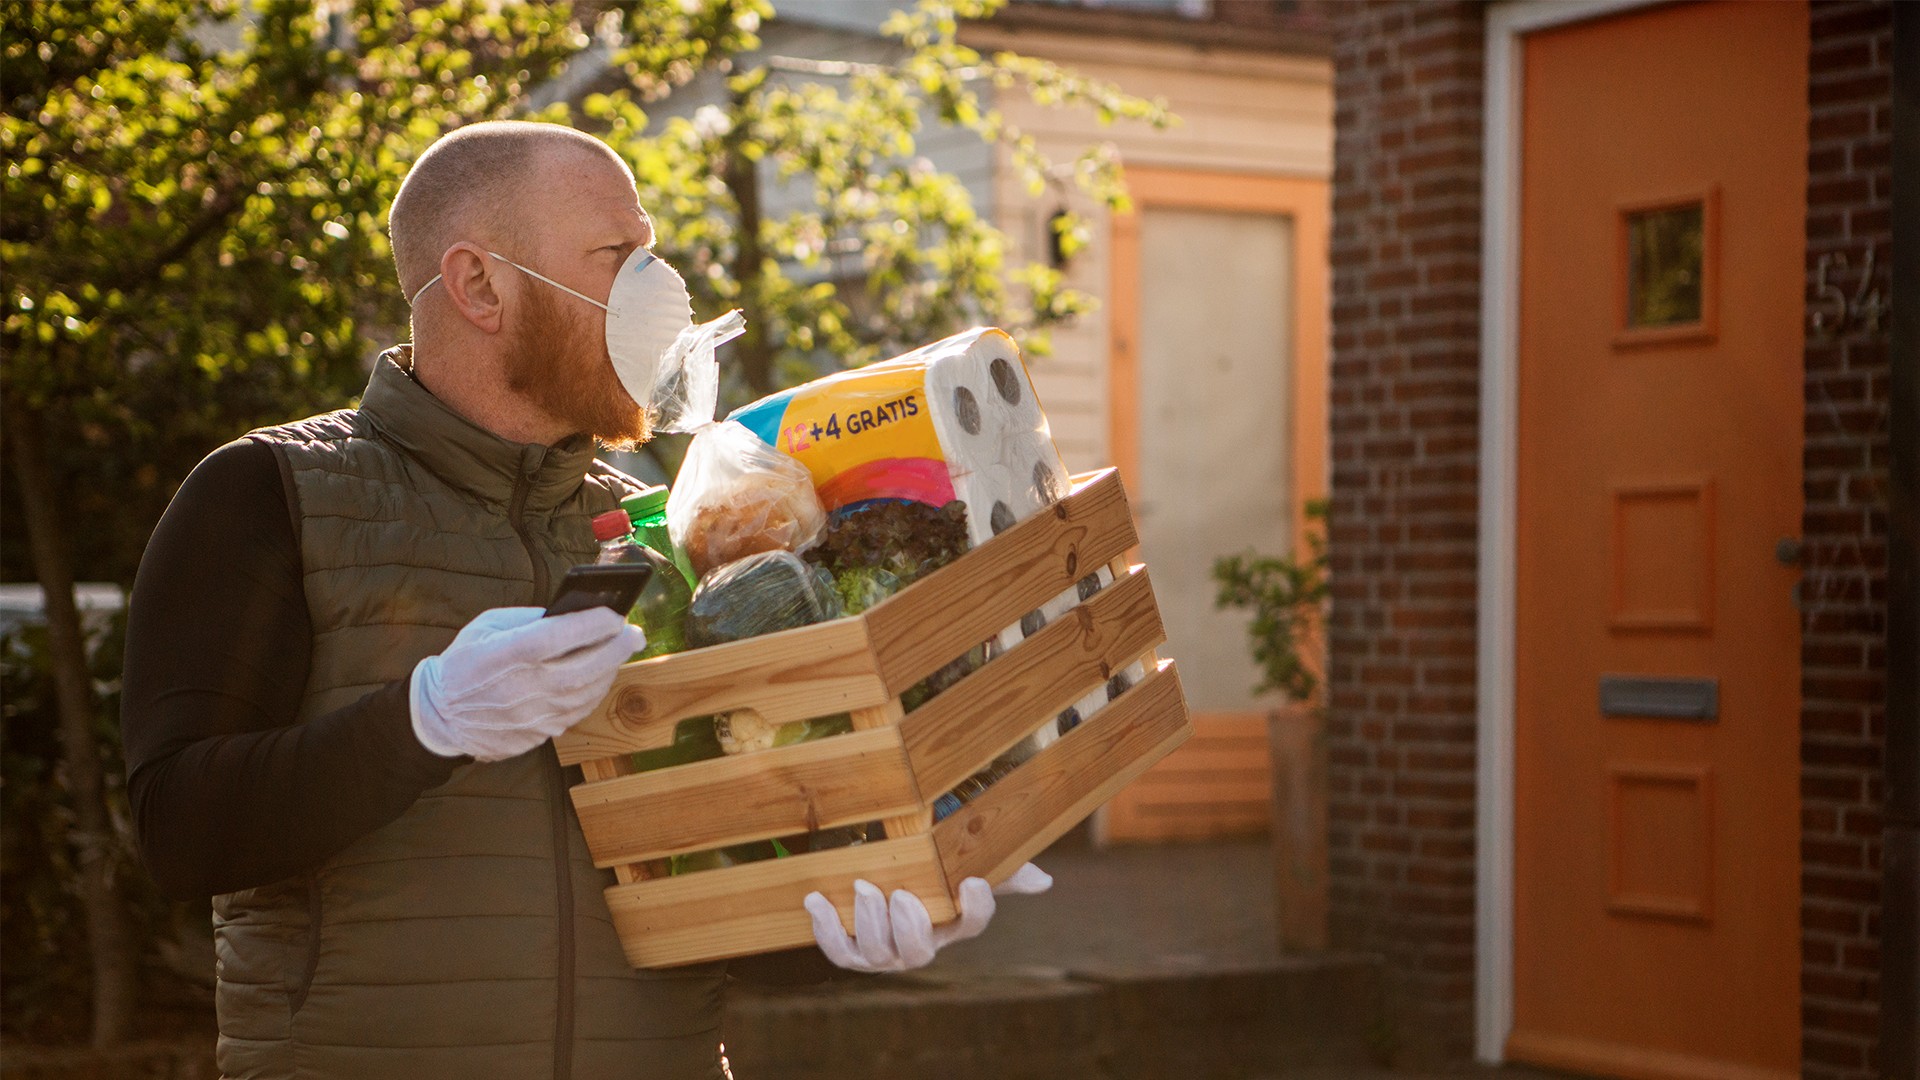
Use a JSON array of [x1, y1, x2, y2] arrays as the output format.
[[591, 508, 693, 659], [621, 486, 697, 588]]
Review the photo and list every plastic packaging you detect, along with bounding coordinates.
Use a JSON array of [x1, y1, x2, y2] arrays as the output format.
[[648, 310, 744, 435], [931, 758, 1021, 823], [594, 510, 694, 659], [726, 327, 1064, 531], [628, 546, 692, 658], [592, 509, 636, 561], [683, 550, 841, 649], [621, 486, 697, 588], [668, 421, 828, 579]]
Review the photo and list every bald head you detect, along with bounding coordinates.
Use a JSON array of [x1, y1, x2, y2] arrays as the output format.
[[389, 121, 633, 303]]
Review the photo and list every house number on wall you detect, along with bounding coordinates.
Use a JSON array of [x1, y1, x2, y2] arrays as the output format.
[[1808, 245, 1888, 339]]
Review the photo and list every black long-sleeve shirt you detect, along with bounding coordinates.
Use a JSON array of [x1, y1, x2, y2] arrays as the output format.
[[121, 438, 461, 900]]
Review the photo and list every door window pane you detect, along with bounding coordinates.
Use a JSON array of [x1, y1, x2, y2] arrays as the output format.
[[1626, 203, 1704, 328]]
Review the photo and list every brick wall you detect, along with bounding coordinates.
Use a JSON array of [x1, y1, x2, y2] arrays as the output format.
[[1327, 0, 1895, 1070], [1324, 2, 1485, 1062], [1799, 4, 1893, 1078]]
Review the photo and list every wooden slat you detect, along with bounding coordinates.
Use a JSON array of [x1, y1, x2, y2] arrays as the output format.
[[850, 699, 934, 838], [576, 753, 652, 880], [897, 566, 1167, 797], [865, 468, 1140, 692], [603, 835, 954, 968], [571, 728, 922, 866], [578, 757, 647, 883], [933, 660, 1191, 890], [552, 616, 887, 765]]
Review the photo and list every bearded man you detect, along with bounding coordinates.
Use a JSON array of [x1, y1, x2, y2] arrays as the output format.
[[121, 121, 1041, 1080]]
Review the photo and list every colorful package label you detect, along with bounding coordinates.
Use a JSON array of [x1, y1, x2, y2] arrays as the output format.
[[729, 361, 956, 512]]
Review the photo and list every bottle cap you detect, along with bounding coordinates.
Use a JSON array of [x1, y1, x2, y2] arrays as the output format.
[[622, 485, 670, 520], [591, 509, 633, 542]]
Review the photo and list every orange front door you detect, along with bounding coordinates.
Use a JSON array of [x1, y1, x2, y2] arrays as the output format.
[[1511, 5, 1806, 1080]]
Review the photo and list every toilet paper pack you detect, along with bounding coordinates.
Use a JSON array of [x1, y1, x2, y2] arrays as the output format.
[[728, 328, 1144, 752]]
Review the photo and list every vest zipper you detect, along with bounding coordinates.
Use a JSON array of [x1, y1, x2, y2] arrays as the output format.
[[544, 748, 576, 1080], [508, 448, 574, 1080]]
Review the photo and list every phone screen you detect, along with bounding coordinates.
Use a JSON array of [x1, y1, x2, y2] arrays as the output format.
[[544, 563, 653, 618]]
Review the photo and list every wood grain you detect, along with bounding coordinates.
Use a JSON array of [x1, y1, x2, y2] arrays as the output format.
[[865, 468, 1140, 691], [602, 834, 954, 968], [898, 566, 1167, 797], [571, 728, 922, 866], [933, 660, 1192, 890], [556, 466, 1204, 969], [552, 616, 888, 765], [578, 756, 646, 884], [850, 700, 934, 838]]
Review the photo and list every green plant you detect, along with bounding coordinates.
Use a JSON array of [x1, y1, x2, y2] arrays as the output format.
[[1211, 498, 1329, 703], [0, 611, 210, 1045], [586, 0, 1173, 465]]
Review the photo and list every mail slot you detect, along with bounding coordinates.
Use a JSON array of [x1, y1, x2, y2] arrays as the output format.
[[1598, 675, 1719, 721]]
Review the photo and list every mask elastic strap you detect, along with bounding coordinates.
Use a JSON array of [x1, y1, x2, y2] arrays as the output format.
[[407, 250, 622, 311], [409, 274, 442, 308]]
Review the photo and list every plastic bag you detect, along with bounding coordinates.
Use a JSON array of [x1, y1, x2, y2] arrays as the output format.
[[646, 310, 744, 435], [668, 421, 827, 578], [683, 549, 841, 648]]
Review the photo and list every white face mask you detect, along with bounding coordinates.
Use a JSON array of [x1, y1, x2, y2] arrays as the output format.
[[409, 248, 696, 415], [603, 249, 696, 409]]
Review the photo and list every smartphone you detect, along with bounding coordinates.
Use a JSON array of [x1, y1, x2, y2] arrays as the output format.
[[543, 563, 653, 618]]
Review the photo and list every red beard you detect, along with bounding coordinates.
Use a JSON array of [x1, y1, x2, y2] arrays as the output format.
[[504, 282, 651, 449]]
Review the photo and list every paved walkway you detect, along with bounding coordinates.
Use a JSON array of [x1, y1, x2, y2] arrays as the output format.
[[724, 834, 1393, 1079], [929, 833, 1287, 975]]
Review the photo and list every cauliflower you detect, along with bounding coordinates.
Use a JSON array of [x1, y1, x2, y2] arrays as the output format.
[[713, 710, 778, 755]]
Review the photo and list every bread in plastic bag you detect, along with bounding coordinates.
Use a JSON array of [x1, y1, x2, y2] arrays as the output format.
[[668, 421, 827, 579]]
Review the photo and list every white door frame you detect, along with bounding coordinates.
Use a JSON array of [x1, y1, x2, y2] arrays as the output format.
[[1475, 0, 1666, 1063]]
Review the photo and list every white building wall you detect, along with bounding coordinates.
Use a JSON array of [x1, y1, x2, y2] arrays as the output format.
[[965, 28, 1333, 472]]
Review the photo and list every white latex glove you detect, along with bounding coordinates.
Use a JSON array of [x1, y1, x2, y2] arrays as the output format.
[[804, 862, 1053, 973], [409, 606, 645, 762]]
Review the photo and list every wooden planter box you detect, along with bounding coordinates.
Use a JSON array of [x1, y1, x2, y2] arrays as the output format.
[[551, 468, 1192, 968]]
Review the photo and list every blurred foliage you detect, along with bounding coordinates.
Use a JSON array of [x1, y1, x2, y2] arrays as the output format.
[[1212, 499, 1329, 703], [2, 0, 1170, 582], [2, 0, 599, 584], [1, 0, 1171, 1044], [1, 611, 209, 1042], [589, 0, 1171, 411]]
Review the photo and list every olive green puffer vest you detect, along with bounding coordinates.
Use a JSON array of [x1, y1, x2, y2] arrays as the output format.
[[212, 351, 726, 1080]]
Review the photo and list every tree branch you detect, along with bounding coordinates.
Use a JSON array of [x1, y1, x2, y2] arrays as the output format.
[[5, 406, 140, 1047]]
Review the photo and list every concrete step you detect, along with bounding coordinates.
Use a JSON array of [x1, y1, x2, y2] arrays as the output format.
[[722, 952, 1384, 1080]]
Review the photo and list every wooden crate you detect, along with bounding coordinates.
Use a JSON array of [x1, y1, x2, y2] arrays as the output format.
[[552, 468, 1192, 968]]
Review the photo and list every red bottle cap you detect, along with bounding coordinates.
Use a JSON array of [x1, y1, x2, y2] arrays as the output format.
[[591, 509, 633, 542]]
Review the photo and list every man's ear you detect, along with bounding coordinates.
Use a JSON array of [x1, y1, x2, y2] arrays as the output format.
[[440, 243, 506, 334]]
